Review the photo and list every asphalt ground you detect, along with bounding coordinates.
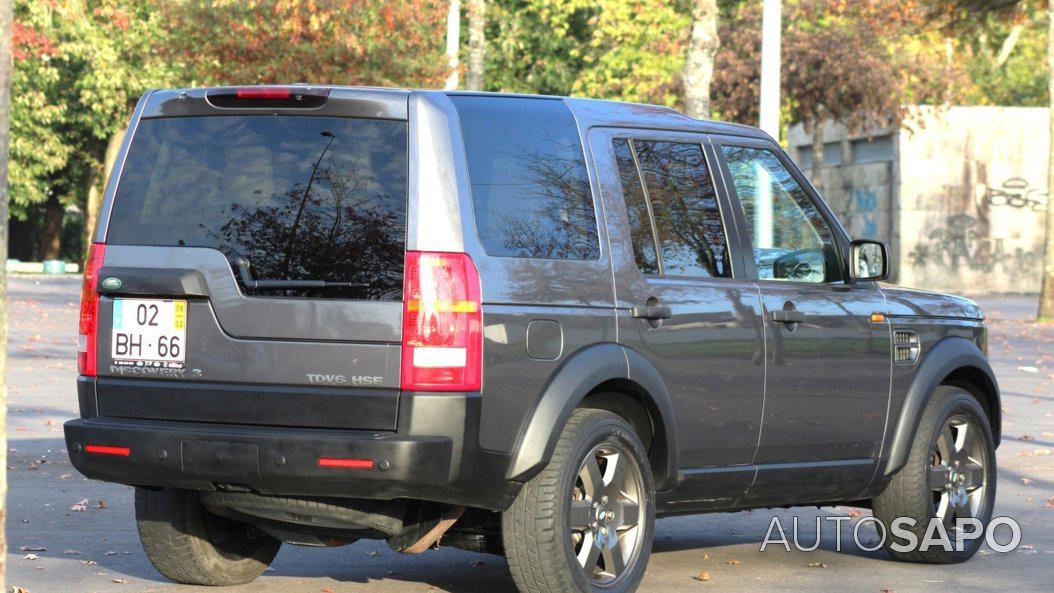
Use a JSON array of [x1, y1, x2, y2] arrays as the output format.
[[5, 276, 1053, 592]]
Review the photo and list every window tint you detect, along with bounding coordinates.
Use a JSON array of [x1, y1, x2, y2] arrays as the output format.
[[451, 96, 600, 260], [613, 139, 659, 274], [633, 140, 731, 278], [108, 116, 407, 300], [721, 146, 840, 283]]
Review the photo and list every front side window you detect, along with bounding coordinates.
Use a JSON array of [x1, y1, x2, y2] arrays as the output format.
[[451, 96, 600, 260], [632, 140, 731, 278], [721, 146, 840, 283]]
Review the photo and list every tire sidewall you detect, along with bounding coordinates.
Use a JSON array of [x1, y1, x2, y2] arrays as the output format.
[[561, 413, 656, 593], [890, 388, 997, 562]]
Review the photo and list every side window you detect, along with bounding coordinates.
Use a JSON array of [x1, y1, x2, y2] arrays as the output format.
[[721, 145, 840, 283], [451, 96, 600, 260], [613, 139, 659, 274], [632, 140, 731, 278]]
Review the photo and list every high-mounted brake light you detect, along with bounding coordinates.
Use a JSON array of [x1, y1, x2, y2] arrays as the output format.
[[78, 243, 106, 376], [236, 87, 292, 100], [401, 252, 482, 392]]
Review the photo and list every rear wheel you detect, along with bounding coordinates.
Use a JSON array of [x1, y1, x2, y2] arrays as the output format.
[[872, 386, 996, 563], [135, 487, 281, 585], [502, 408, 655, 593]]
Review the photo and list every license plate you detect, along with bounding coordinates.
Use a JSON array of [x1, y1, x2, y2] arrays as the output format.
[[111, 299, 187, 368]]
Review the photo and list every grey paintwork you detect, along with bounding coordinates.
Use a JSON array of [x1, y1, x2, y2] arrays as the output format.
[[86, 86, 1000, 517]]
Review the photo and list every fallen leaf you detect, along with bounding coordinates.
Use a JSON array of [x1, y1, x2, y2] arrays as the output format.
[[18, 546, 46, 552], [96, 500, 107, 509], [808, 562, 827, 568], [321, 589, 335, 593], [1044, 497, 1054, 509], [62, 550, 81, 555], [1017, 366, 1038, 373], [11, 586, 31, 593], [104, 551, 118, 556], [694, 570, 712, 581], [70, 499, 88, 512], [112, 579, 127, 584], [80, 560, 98, 566], [57, 474, 71, 480], [1021, 477, 1033, 485], [21, 554, 38, 561], [470, 560, 486, 567], [726, 560, 740, 565]]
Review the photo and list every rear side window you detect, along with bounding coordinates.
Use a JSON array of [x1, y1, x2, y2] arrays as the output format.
[[451, 96, 600, 260], [108, 116, 407, 300], [630, 140, 731, 278], [613, 139, 659, 274]]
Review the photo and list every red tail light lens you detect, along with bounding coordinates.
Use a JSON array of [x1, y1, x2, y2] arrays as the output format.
[[78, 243, 106, 376], [400, 252, 482, 392]]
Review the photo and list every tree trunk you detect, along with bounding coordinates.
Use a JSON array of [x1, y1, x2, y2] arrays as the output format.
[[466, 0, 485, 91], [85, 129, 124, 250], [0, 0, 14, 585], [41, 193, 63, 260], [682, 0, 719, 119], [811, 118, 824, 197], [1039, 4, 1054, 320]]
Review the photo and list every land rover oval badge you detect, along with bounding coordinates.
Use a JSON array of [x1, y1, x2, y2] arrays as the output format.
[[101, 277, 122, 290]]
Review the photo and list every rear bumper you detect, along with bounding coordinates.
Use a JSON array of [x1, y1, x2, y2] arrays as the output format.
[[66, 380, 518, 511]]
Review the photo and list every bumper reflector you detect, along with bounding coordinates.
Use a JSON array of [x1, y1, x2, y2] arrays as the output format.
[[317, 457, 374, 470], [85, 444, 131, 457]]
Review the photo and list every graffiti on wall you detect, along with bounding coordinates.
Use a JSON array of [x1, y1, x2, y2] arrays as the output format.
[[977, 177, 1047, 212], [908, 177, 1046, 274], [853, 188, 879, 237]]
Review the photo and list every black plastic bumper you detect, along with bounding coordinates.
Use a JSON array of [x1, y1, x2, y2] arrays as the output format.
[[66, 379, 519, 511]]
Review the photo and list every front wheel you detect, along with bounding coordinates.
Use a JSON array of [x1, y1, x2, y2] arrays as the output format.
[[872, 386, 997, 563], [502, 408, 655, 593]]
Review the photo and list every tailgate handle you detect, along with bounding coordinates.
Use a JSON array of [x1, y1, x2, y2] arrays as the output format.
[[97, 267, 209, 297]]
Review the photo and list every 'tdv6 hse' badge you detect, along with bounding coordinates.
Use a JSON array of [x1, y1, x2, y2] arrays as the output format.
[[101, 277, 122, 290]]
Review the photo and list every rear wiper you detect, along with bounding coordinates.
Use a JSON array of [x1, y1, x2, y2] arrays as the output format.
[[234, 258, 369, 291]]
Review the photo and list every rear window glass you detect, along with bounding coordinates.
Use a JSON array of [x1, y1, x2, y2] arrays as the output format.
[[108, 116, 407, 300], [451, 96, 600, 260]]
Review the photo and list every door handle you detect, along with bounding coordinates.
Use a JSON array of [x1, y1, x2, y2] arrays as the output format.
[[769, 309, 805, 324], [631, 304, 672, 321]]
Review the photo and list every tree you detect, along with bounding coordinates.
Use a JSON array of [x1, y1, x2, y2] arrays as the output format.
[[683, 0, 719, 118], [712, 1, 953, 193], [466, 0, 485, 90], [0, 0, 11, 585], [1044, 0, 1054, 320], [157, 0, 450, 87], [11, 0, 176, 260]]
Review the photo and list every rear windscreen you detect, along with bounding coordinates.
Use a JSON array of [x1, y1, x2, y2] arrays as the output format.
[[108, 116, 407, 300]]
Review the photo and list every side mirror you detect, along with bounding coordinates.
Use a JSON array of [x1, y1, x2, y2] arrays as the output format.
[[849, 239, 889, 281]]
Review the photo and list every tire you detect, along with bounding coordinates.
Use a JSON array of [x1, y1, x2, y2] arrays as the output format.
[[872, 386, 997, 563], [135, 487, 282, 585], [502, 409, 655, 593]]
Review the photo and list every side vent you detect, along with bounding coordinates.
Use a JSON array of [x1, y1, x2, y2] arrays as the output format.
[[893, 330, 920, 364]]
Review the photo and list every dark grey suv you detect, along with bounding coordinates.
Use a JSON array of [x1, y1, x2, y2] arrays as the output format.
[[65, 86, 1000, 593]]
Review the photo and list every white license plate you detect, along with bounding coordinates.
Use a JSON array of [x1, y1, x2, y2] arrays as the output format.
[[111, 299, 187, 368]]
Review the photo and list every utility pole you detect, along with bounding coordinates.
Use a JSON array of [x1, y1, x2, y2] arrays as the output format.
[[759, 0, 781, 140], [444, 0, 461, 90]]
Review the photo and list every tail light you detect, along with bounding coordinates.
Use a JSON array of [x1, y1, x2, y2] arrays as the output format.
[[400, 251, 482, 392], [78, 243, 106, 376]]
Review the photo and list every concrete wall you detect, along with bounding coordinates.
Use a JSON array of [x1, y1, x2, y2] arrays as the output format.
[[897, 106, 1048, 294], [788, 106, 1049, 294]]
